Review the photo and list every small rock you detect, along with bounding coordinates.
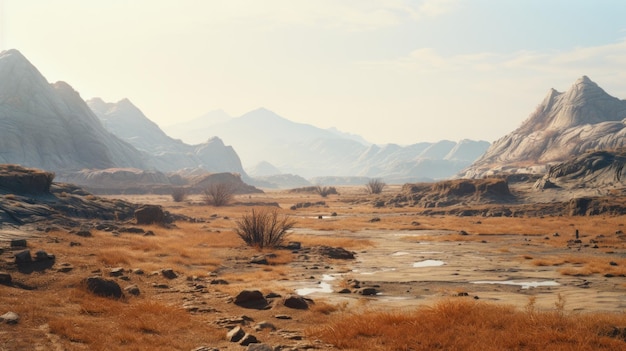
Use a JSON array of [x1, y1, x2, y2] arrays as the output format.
[[254, 321, 276, 331], [285, 242, 301, 250], [124, 284, 140, 296], [369, 217, 381, 222], [10, 239, 27, 248], [76, 230, 92, 237], [35, 250, 55, 261], [610, 261, 618, 266], [234, 290, 268, 309], [459, 230, 469, 235], [246, 344, 273, 351], [337, 288, 351, 294], [210, 279, 228, 285], [250, 255, 269, 265], [143, 230, 155, 236], [161, 268, 178, 279], [0, 272, 12, 285], [69, 241, 81, 247], [239, 333, 258, 346], [0, 311, 19, 325], [227, 326, 246, 342], [14, 250, 32, 264], [110, 267, 125, 277], [357, 287, 378, 296], [56, 263, 74, 273], [132, 268, 144, 275], [274, 314, 292, 320]]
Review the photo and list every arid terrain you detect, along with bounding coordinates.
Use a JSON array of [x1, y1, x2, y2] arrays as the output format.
[[2, 182, 626, 350]]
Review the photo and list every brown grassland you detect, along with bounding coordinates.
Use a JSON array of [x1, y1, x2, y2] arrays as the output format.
[[1, 186, 626, 350]]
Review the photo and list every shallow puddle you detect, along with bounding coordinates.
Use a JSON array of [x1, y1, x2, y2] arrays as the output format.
[[413, 259, 445, 268], [471, 280, 560, 289]]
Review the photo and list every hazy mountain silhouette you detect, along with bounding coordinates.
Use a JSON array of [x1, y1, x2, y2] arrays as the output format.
[[462, 76, 626, 178], [164, 107, 489, 181], [88, 98, 247, 175], [0, 49, 146, 171]]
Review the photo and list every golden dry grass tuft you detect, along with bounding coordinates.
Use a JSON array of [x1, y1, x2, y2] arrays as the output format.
[[308, 299, 626, 351]]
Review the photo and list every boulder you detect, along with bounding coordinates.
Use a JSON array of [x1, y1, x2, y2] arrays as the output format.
[[84, 276, 123, 299], [226, 326, 245, 342], [234, 290, 268, 309], [14, 250, 32, 264], [135, 204, 165, 225], [282, 294, 313, 310], [0, 311, 19, 325]]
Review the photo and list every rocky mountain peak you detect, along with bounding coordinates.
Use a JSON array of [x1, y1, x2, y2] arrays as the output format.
[[461, 76, 626, 178], [0, 49, 50, 105]]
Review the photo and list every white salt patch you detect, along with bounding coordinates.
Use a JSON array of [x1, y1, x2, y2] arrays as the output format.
[[471, 280, 560, 289], [392, 251, 410, 256], [296, 275, 336, 295], [413, 260, 445, 268]]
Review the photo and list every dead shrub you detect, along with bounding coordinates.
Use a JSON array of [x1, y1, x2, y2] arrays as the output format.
[[315, 185, 338, 198], [203, 183, 234, 206], [365, 178, 386, 194], [235, 207, 296, 248], [171, 187, 187, 202]]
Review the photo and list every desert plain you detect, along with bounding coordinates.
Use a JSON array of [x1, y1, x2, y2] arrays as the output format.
[[2, 185, 626, 351]]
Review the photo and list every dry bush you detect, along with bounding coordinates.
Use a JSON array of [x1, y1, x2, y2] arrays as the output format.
[[365, 178, 386, 194], [235, 207, 296, 248], [315, 185, 338, 197], [171, 187, 187, 202], [308, 299, 626, 351], [203, 182, 234, 206]]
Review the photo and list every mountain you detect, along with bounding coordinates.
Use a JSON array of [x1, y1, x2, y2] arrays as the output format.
[[0, 49, 146, 172], [163, 107, 490, 182], [165, 109, 233, 144], [462, 76, 626, 178], [87, 98, 247, 176]]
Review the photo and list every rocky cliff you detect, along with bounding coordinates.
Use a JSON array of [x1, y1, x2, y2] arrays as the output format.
[[462, 76, 626, 178]]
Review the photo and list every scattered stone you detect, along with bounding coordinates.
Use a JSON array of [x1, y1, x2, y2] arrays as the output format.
[[337, 288, 351, 294], [75, 230, 92, 237], [0, 311, 19, 325], [265, 292, 281, 299], [191, 347, 219, 351], [282, 294, 313, 310], [14, 250, 32, 264], [0, 272, 12, 285], [246, 344, 273, 351], [459, 230, 469, 235], [457, 292, 470, 297], [69, 241, 81, 247], [254, 321, 276, 331], [56, 263, 74, 273], [210, 279, 228, 285], [239, 333, 259, 346], [214, 316, 254, 328], [276, 330, 303, 340], [132, 268, 145, 275], [110, 267, 125, 277], [144, 230, 155, 236], [369, 217, 381, 222], [234, 290, 269, 309], [10, 239, 27, 248], [317, 246, 355, 259], [84, 277, 123, 299], [34, 250, 54, 261], [274, 314, 292, 320], [119, 227, 145, 234], [161, 268, 178, 279], [227, 326, 246, 342], [285, 242, 301, 250], [153, 283, 170, 289], [124, 284, 140, 296], [135, 204, 165, 225], [250, 255, 269, 265], [610, 261, 618, 266], [357, 287, 379, 296]]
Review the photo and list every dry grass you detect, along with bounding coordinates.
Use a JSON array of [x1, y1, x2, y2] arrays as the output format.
[[308, 299, 626, 351]]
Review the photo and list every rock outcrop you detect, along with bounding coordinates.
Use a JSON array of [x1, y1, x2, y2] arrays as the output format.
[[462, 76, 626, 178]]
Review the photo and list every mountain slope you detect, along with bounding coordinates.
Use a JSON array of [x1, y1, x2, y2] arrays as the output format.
[[462, 76, 626, 178], [88, 98, 247, 175], [0, 49, 146, 172]]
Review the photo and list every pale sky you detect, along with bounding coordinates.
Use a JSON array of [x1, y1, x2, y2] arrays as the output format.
[[2, 0, 626, 145]]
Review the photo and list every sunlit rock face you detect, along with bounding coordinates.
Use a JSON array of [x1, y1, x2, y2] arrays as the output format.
[[0, 49, 146, 171], [462, 76, 626, 178]]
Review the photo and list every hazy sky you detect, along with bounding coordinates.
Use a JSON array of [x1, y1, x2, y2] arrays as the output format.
[[2, 0, 626, 145]]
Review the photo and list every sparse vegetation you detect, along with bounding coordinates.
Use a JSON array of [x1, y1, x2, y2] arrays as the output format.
[[365, 178, 386, 194], [171, 187, 187, 202], [234, 207, 296, 248], [203, 183, 234, 206], [315, 185, 338, 197]]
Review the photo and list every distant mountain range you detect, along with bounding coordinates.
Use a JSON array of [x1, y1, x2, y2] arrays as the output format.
[[164, 108, 490, 184], [462, 76, 626, 178]]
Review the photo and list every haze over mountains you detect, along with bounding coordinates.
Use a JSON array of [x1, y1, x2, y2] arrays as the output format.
[[462, 76, 626, 178], [164, 108, 490, 183]]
